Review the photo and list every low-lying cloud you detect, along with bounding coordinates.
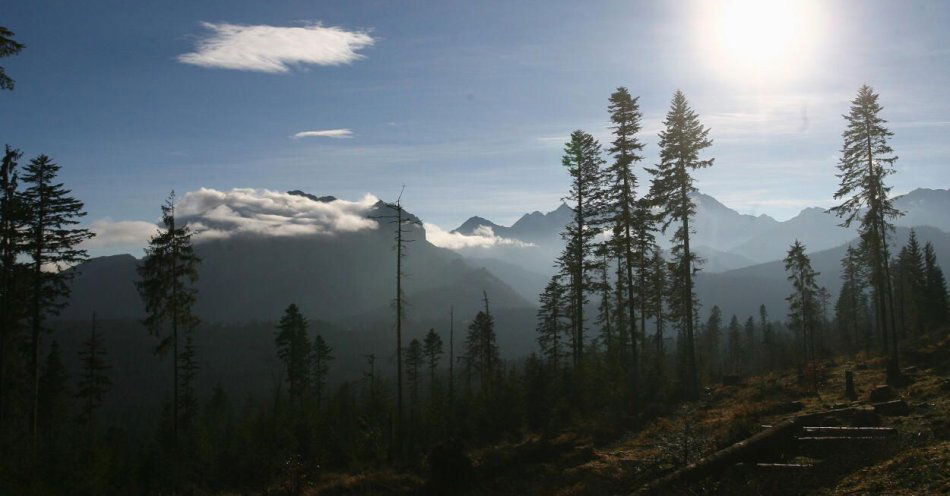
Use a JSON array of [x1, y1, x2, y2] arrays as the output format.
[[424, 223, 534, 250], [178, 188, 379, 240], [178, 22, 374, 73], [85, 218, 159, 248]]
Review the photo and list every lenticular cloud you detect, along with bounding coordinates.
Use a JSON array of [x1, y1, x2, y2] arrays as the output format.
[[176, 188, 379, 240]]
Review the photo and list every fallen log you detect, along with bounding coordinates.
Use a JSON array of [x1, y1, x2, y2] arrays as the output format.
[[801, 426, 896, 437], [638, 406, 865, 494]]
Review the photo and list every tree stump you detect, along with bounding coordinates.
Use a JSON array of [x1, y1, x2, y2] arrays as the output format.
[[845, 370, 857, 400]]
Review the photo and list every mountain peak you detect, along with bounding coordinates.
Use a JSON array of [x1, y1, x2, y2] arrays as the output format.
[[453, 216, 504, 235], [287, 190, 337, 203]]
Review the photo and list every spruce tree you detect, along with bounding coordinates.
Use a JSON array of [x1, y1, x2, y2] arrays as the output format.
[[0, 145, 25, 423], [559, 130, 604, 368], [648, 249, 668, 355], [406, 339, 423, 413], [829, 85, 902, 380], [647, 90, 713, 400], [702, 306, 722, 380], [21, 154, 93, 449], [0, 27, 25, 91], [894, 230, 926, 336], [311, 333, 333, 408], [178, 332, 199, 432], [275, 303, 310, 403], [759, 305, 773, 362], [465, 292, 499, 395], [784, 241, 820, 385], [537, 275, 567, 372], [137, 191, 200, 451], [422, 328, 443, 392], [594, 245, 615, 354], [727, 315, 741, 375], [837, 244, 870, 353], [76, 312, 111, 432], [604, 87, 646, 400], [38, 341, 68, 456], [743, 316, 755, 373], [923, 242, 948, 328]]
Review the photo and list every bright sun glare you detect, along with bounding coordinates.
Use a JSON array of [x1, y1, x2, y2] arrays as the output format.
[[705, 0, 823, 83]]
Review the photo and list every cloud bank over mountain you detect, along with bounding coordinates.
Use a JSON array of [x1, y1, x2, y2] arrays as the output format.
[[177, 188, 379, 240], [424, 223, 534, 250]]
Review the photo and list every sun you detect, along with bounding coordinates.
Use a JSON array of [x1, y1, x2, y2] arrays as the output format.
[[703, 0, 824, 84]]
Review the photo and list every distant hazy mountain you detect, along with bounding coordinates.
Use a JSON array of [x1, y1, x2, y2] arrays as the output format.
[[893, 188, 950, 232], [696, 225, 950, 322], [454, 203, 573, 245], [451, 188, 950, 280], [726, 188, 950, 263], [688, 193, 779, 251], [59, 196, 530, 326]]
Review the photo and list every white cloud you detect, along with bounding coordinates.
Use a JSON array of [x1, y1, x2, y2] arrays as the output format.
[[85, 219, 159, 248], [178, 22, 374, 73], [177, 188, 379, 240], [292, 129, 353, 139], [424, 223, 533, 250]]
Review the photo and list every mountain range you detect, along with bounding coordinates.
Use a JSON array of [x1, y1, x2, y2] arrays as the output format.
[[49, 187, 949, 395]]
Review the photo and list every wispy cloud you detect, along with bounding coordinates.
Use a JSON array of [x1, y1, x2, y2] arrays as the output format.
[[292, 129, 353, 139], [177, 188, 379, 240], [178, 22, 374, 73], [424, 223, 533, 250]]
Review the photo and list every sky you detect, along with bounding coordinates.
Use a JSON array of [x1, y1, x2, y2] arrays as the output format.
[[1, 0, 949, 257]]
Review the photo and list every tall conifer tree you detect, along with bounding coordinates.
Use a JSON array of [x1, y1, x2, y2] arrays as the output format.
[[559, 130, 604, 367], [830, 85, 902, 380], [137, 191, 200, 453], [21, 154, 93, 449], [604, 88, 646, 400], [647, 91, 713, 400]]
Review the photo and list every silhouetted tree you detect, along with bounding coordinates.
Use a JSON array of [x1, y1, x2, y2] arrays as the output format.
[[759, 304, 774, 363], [465, 292, 499, 395], [311, 333, 333, 408], [423, 328, 443, 392], [38, 341, 68, 457], [275, 303, 310, 403], [894, 230, 926, 336], [406, 339, 422, 412], [373, 191, 420, 441], [836, 244, 870, 353], [0, 27, 25, 91], [830, 85, 902, 381], [594, 246, 615, 354], [75, 313, 111, 433], [0, 145, 25, 423], [137, 191, 199, 453], [785, 240, 820, 386], [743, 316, 755, 373], [648, 90, 713, 400], [701, 306, 722, 380], [559, 130, 604, 367], [537, 275, 567, 372], [178, 332, 199, 432], [727, 315, 741, 375], [648, 249, 668, 355], [923, 242, 948, 328], [604, 87, 646, 400], [21, 154, 93, 450]]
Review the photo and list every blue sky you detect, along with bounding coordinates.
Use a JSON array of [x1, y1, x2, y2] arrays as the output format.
[[1, 0, 948, 256]]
